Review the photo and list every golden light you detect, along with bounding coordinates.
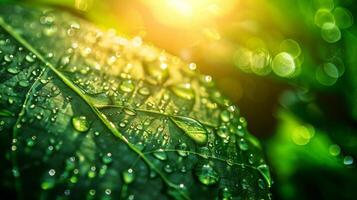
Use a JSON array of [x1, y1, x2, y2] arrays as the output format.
[[140, 0, 239, 28]]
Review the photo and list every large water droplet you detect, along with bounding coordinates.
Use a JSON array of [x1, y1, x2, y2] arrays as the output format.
[[257, 164, 272, 188], [171, 116, 208, 145], [72, 116, 90, 132], [195, 163, 220, 185]]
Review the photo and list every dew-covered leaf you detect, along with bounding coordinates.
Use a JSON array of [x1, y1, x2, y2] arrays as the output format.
[[0, 4, 271, 199]]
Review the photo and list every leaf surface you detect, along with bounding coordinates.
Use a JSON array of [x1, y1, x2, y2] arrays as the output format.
[[0, 4, 271, 199]]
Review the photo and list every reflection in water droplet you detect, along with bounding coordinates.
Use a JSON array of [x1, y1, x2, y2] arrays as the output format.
[[72, 116, 90, 132], [195, 163, 220, 186]]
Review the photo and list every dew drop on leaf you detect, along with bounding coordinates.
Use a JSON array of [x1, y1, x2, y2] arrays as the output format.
[[138, 87, 151, 96], [170, 116, 208, 145], [170, 83, 195, 100], [176, 142, 189, 157], [72, 116, 90, 132], [7, 66, 19, 74], [195, 163, 220, 186], [238, 138, 248, 151], [122, 168, 135, 184], [41, 179, 55, 190], [102, 153, 113, 164], [257, 164, 272, 188], [217, 125, 230, 139], [153, 149, 168, 161], [220, 110, 231, 122], [120, 80, 135, 93]]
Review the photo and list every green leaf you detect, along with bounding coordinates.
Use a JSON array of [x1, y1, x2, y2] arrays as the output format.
[[0, 4, 271, 199]]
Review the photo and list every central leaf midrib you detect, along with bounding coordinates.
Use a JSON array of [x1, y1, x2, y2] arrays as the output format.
[[0, 17, 189, 199]]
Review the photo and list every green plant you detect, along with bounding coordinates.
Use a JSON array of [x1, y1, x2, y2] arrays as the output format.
[[0, 4, 271, 199]]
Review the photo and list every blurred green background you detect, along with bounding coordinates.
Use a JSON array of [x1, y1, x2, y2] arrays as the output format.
[[4, 0, 357, 199]]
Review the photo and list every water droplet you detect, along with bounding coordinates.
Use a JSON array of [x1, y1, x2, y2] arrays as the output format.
[[170, 83, 195, 100], [220, 110, 231, 122], [257, 164, 272, 188], [163, 164, 173, 173], [329, 144, 341, 156], [19, 80, 30, 87], [217, 125, 230, 139], [272, 52, 296, 77], [153, 149, 168, 161], [138, 87, 150, 96], [171, 116, 208, 145], [344, 156, 354, 165], [7, 67, 19, 74], [123, 108, 136, 116], [4, 54, 13, 62], [41, 179, 55, 190], [102, 153, 113, 164], [72, 116, 90, 132], [195, 163, 220, 185], [25, 54, 35, 63], [219, 187, 232, 200], [238, 138, 248, 151], [120, 80, 135, 93], [176, 143, 189, 157], [122, 168, 135, 184], [49, 169, 56, 176]]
